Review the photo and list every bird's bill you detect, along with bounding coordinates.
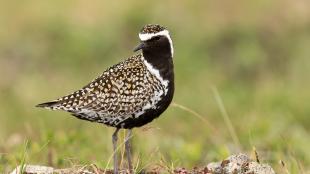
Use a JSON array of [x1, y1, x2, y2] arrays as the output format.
[[133, 42, 145, 52]]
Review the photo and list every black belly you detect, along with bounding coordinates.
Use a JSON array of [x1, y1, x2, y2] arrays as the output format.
[[119, 106, 167, 129]]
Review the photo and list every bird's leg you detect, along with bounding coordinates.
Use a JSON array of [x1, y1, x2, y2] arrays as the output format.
[[112, 128, 120, 174], [125, 129, 133, 173]]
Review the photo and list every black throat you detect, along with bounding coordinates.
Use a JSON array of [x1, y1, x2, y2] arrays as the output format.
[[142, 37, 174, 81]]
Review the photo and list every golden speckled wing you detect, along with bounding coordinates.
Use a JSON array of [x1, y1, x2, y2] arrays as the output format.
[[44, 54, 166, 127]]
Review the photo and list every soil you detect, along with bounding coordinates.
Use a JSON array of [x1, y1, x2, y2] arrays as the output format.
[[10, 154, 275, 174]]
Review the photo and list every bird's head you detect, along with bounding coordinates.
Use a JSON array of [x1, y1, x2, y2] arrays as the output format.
[[134, 24, 174, 57]]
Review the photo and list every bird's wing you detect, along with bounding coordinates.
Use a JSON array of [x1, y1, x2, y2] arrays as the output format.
[[37, 54, 165, 121]]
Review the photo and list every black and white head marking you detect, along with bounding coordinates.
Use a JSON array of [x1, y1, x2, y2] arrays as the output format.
[[138, 24, 174, 57]]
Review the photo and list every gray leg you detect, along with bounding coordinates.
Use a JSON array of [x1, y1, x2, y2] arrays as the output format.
[[125, 129, 133, 173], [112, 128, 120, 174]]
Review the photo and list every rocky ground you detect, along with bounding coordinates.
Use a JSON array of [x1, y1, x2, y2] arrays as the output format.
[[10, 154, 275, 174]]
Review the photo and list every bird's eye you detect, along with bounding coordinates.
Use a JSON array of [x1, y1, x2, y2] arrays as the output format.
[[152, 36, 161, 41]]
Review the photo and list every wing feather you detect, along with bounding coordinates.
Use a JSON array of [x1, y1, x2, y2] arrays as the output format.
[[37, 54, 165, 123]]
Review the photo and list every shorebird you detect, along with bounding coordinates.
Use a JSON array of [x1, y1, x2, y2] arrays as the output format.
[[36, 24, 174, 174]]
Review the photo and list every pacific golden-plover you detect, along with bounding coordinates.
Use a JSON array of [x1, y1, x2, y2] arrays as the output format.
[[37, 24, 174, 174]]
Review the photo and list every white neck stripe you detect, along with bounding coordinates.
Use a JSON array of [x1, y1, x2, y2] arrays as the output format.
[[138, 30, 174, 57], [141, 56, 169, 95]]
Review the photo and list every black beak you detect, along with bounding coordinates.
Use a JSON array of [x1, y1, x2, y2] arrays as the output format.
[[133, 42, 145, 52]]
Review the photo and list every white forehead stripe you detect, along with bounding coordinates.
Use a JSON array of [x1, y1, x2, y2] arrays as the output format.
[[139, 30, 169, 41], [139, 30, 174, 57]]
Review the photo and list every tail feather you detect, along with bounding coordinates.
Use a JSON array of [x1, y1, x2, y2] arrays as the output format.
[[36, 101, 59, 109]]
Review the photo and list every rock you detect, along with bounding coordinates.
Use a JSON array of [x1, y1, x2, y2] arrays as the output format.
[[206, 153, 275, 174], [10, 165, 54, 174], [245, 162, 275, 174], [207, 162, 222, 173]]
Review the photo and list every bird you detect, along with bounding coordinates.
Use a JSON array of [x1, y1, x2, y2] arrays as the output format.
[[36, 24, 174, 174]]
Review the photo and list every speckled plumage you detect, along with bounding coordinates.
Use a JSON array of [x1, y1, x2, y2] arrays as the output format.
[[37, 54, 170, 128], [140, 24, 166, 34]]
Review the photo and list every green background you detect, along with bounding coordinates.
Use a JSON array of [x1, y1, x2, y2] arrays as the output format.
[[1, 0, 310, 173]]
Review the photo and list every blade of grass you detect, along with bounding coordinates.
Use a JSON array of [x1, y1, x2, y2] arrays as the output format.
[[19, 139, 29, 174], [134, 154, 141, 173], [211, 86, 241, 150], [135, 147, 160, 173], [280, 160, 290, 174], [104, 132, 134, 172], [171, 102, 218, 133], [120, 130, 126, 169]]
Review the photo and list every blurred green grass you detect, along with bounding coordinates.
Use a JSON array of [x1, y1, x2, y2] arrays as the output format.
[[1, 0, 310, 173]]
